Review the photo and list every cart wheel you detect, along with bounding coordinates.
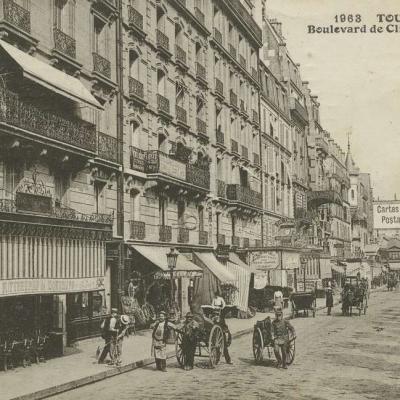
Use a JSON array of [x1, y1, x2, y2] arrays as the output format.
[[286, 331, 296, 366], [175, 331, 186, 368], [252, 327, 264, 363], [208, 325, 224, 368]]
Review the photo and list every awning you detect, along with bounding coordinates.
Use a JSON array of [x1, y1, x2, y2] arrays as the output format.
[[193, 252, 235, 284], [227, 252, 251, 311], [332, 265, 345, 274], [130, 245, 203, 278], [0, 39, 102, 110]]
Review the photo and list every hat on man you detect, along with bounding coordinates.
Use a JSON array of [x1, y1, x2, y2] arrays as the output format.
[[111, 308, 118, 314], [159, 311, 166, 317], [185, 312, 193, 318], [120, 315, 130, 325]]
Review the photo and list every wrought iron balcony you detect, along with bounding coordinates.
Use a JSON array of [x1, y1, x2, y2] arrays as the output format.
[[232, 236, 240, 247], [186, 163, 210, 189], [175, 44, 187, 66], [98, 132, 118, 163], [239, 55, 246, 70], [194, 7, 205, 25], [130, 220, 146, 240], [128, 6, 143, 32], [156, 29, 169, 53], [229, 43, 237, 59], [159, 225, 172, 242], [196, 62, 206, 82], [289, 97, 308, 124], [251, 67, 258, 81], [230, 90, 238, 109], [253, 153, 260, 166], [217, 179, 226, 198], [217, 233, 226, 245], [243, 237, 250, 248], [252, 110, 259, 125], [241, 145, 249, 160], [196, 117, 207, 136], [231, 139, 239, 154], [215, 78, 224, 97], [213, 27, 222, 45], [53, 27, 76, 59], [130, 146, 146, 172], [2, 0, 30, 33], [93, 52, 111, 79], [176, 105, 188, 125], [129, 76, 144, 100], [0, 87, 96, 152], [157, 94, 170, 115], [199, 230, 208, 245], [226, 184, 263, 208], [216, 129, 224, 146], [178, 227, 190, 243]]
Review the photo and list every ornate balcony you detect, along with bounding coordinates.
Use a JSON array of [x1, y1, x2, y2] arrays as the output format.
[[252, 110, 259, 125], [93, 52, 111, 79], [239, 55, 246, 70], [129, 76, 145, 102], [229, 43, 236, 59], [0, 87, 96, 152], [178, 227, 190, 243], [232, 236, 240, 247], [217, 233, 226, 245], [243, 237, 250, 248], [196, 117, 207, 137], [130, 146, 146, 172], [175, 45, 187, 68], [159, 225, 172, 242], [186, 163, 210, 189], [196, 62, 207, 85], [157, 94, 171, 117], [176, 105, 188, 125], [156, 29, 170, 56], [215, 78, 224, 98], [194, 7, 205, 25], [2, 0, 30, 33], [231, 139, 239, 155], [251, 67, 258, 81], [128, 6, 145, 38], [230, 90, 238, 109], [253, 153, 260, 166], [289, 97, 308, 125], [199, 230, 208, 245], [216, 129, 225, 146], [53, 27, 76, 59], [98, 132, 118, 163], [130, 220, 146, 240], [217, 179, 226, 198], [241, 145, 249, 160], [213, 27, 222, 45], [226, 184, 263, 209]]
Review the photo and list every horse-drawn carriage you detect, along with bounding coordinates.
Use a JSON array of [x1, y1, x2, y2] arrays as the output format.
[[341, 276, 368, 316], [175, 305, 235, 369], [387, 272, 398, 291], [252, 317, 296, 365], [290, 291, 316, 318]]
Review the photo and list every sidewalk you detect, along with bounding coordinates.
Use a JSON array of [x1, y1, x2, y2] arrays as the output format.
[[4, 297, 329, 400]]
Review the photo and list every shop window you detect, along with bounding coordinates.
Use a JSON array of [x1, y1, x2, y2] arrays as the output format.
[[92, 291, 105, 317]]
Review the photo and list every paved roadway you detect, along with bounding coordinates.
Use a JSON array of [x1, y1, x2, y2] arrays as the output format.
[[53, 290, 400, 400]]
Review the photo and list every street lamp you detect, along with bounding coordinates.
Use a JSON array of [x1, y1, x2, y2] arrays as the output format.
[[167, 247, 179, 313], [300, 256, 308, 292]]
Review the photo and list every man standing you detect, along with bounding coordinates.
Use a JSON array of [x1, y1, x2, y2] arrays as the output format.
[[151, 312, 175, 372], [115, 315, 130, 366], [212, 292, 226, 309], [325, 281, 334, 316], [272, 308, 295, 369], [219, 312, 233, 365], [181, 312, 199, 370], [98, 308, 119, 364]]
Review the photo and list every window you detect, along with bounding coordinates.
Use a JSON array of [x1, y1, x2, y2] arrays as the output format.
[[158, 133, 167, 152], [93, 16, 109, 58], [159, 197, 167, 226], [157, 69, 166, 96], [3, 161, 23, 199], [54, 173, 69, 207], [198, 206, 204, 232], [231, 215, 236, 236], [177, 200, 185, 227], [94, 182, 106, 214], [156, 6, 166, 33], [129, 50, 139, 80], [130, 190, 140, 221], [54, 0, 75, 37], [129, 120, 140, 148], [351, 189, 355, 200]]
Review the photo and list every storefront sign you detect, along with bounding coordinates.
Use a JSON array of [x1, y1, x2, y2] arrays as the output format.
[[16, 192, 52, 214], [0, 278, 104, 297], [250, 251, 279, 271], [373, 201, 400, 229], [282, 252, 300, 270]]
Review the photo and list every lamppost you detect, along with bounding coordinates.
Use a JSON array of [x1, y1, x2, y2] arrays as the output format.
[[167, 247, 178, 314], [300, 256, 308, 292]]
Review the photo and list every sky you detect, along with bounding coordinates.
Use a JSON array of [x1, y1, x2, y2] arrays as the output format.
[[255, 0, 400, 200]]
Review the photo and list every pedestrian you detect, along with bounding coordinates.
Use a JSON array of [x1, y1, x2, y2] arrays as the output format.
[[114, 315, 130, 366], [219, 311, 233, 365], [127, 279, 137, 298], [212, 291, 226, 309], [98, 308, 119, 364], [151, 311, 176, 372], [181, 312, 199, 370], [273, 288, 284, 309], [272, 308, 295, 369], [325, 281, 334, 316]]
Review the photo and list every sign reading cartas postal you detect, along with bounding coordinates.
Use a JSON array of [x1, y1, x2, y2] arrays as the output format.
[[373, 201, 400, 229]]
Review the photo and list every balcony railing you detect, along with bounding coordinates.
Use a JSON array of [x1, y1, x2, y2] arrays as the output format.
[[178, 227, 190, 243], [159, 225, 172, 242], [230, 90, 238, 108], [93, 52, 111, 79], [53, 27, 76, 59], [196, 117, 207, 136], [128, 6, 143, 31], [213, 27, 222, 45], [217, 179, 226, 198], [239, 55, 246, 69], [251, 67, 258, 81], [186, 163, 210, 189], [226, 184, 263, 208], [130, 146, 146, 172], [229, 43, 236, 59], [130, 220, 146, 240], [0, 88, 96, 152], [194, 7, 205, 25], [175, 45, 187, 66], [157, 94, 170, 115], [216, 129, 224, 146], [176, 105, 187, 125], [129, 76, 144, 99], [241, 145, 248, 159], [217, 233, 225, 245], [215, 78, 223, 97], [98, 132, 118, 163], [231, 139, 239, 154], [243, 237, 250, 248], [3, 0, 30, 33], [252, 110, 259, 124], [232, 236, 240, 247], [289, 97, 308, 124], [196, 62, 206, 82], [199, 230, 208, 245], [253, 153, 260, 166], [156, 29, 169, 52]]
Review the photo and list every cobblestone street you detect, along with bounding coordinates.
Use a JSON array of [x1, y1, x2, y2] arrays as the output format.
[[52, 290, 400, 400]]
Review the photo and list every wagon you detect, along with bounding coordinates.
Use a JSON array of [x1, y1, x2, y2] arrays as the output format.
[[175, 306, 233, 369], [252, 317, 296, 365], [342, 276, 368, 316], [290, 291, 316, 318]]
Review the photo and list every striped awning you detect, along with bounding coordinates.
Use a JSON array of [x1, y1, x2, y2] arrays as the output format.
[[193, 252, 235, 284]]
